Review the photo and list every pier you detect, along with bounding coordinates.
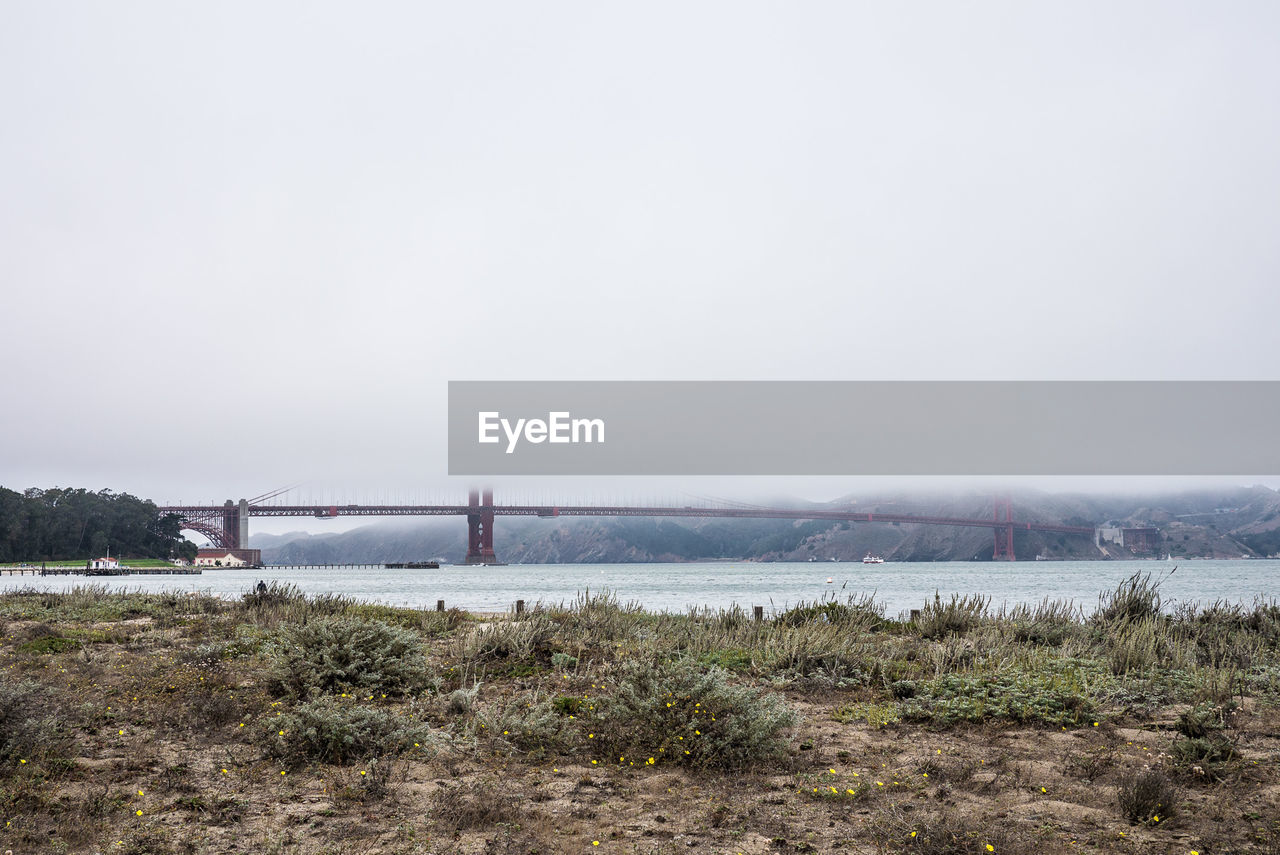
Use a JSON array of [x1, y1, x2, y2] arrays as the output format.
[[1, 567, 203, 577], [263, 563, 435, 570]]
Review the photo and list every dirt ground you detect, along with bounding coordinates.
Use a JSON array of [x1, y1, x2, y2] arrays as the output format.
[[2, 604, 1279, 855]]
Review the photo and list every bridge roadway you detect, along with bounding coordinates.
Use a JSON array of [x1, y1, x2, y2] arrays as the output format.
[[239, 503, 1091, 533], [157, 497, 1096, 563]]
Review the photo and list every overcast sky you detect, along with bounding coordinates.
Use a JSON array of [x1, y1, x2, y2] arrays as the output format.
[[3, 2, 1279, 516]]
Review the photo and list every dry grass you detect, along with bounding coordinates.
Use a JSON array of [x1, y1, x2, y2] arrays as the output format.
[[0, 578, 1277, 853]]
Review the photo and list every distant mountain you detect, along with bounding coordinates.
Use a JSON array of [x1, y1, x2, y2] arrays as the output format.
[[247, 486, 1280, 564]]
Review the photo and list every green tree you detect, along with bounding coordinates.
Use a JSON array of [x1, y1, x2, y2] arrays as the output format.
[[0, 486, 195, 561]]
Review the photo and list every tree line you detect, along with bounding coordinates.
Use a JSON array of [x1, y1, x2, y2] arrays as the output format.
[[0, 487, 197, 562]]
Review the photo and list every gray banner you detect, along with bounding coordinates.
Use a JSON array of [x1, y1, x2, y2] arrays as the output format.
[[447, 381, 1280, 476]]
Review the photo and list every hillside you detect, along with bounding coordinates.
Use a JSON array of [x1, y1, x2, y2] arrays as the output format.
[[249, 486, 1280, 564]]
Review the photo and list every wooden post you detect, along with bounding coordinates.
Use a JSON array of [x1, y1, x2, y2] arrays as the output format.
[[437, 599, 445, 612], [754, 605, 764, 621], [910, 609, 921, 622], [515, 599, 525, 615]]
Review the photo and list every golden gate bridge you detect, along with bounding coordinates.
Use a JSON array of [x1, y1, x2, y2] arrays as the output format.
[[157, 489, 1097, 563]]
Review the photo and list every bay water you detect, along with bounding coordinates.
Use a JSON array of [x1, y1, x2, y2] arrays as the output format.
[[3, 559, 1277, 617]]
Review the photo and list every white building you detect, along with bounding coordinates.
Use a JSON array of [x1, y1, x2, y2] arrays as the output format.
[[194, 550, 249, 568]]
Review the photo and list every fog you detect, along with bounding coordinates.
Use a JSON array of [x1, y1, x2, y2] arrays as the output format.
[[3, 2, 1278, 522]]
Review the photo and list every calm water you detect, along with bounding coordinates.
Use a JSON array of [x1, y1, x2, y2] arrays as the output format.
[[2, 560, 1277, 617]]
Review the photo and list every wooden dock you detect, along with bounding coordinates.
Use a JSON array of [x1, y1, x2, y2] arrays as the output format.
[[265, 563, 444, 569], [1, 567, 203, 577]]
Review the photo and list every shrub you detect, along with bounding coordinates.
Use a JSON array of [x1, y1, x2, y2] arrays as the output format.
[[900, 665, 1098, 727], [551, 695, 581, 715], [340, 755, 404, 802], [776, 594, 884, 631], [1243, 598, 1280, 640], [916, 593, 989, 640], [1095, 573, 1162, 626], [262, 697, 431, 765], [867, 805, 1040, 855], [696, 648, 754, 672], [0, 679, 71, 768], [1175, 702, 1231, 739], [1064, 748, 1116, 783], [1116, 769, 1177, 825], [458, 612, 558, 664], [550, 651, 578, 670], [17, 635, 78, 654], [753, 621, 872, 684], [1170, 734, 1235, 766], [589, 658, 796, 770], [1002, 598, 1081, 647], [447, 685, 479, 715], [484, 695, 577, 756], [432, 777, 523, 832], [890, 679, 918, 699], [269, 616, 430, 698], [242, 581, 308, 612], [1105, 619, 1173, 675]]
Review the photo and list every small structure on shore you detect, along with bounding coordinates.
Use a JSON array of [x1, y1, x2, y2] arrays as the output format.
[[87, 556, 120, 572], [194, 548, 261, 568]]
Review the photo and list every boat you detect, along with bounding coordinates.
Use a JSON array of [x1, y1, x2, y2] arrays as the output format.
[[862, 553, 884, 564], [825, 576, 834, 584]]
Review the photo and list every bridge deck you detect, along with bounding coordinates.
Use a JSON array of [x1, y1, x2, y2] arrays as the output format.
[[157, 503, 1093, 534], [156, 499, 1098, 560]]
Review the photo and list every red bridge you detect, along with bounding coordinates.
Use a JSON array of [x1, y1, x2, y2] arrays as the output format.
[[158, 490, 1096, 563]]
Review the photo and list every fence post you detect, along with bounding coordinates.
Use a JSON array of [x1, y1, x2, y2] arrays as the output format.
[[437, 599, 445, 612], [753, 605, 764, 621], [515, 599, 525, 615]]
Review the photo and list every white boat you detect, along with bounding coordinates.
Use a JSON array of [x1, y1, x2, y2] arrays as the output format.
[[825, 576, 834, 584], [862, 553, 884, 564]]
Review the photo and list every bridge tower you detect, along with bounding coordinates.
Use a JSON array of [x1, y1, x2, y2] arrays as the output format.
[[464, 488, 498, 565], [216, 499, 250, 550], [992, 496, 1015, 561]]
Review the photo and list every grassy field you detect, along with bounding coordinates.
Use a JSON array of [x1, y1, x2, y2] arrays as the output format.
[[1, 576, 1277, 854]]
